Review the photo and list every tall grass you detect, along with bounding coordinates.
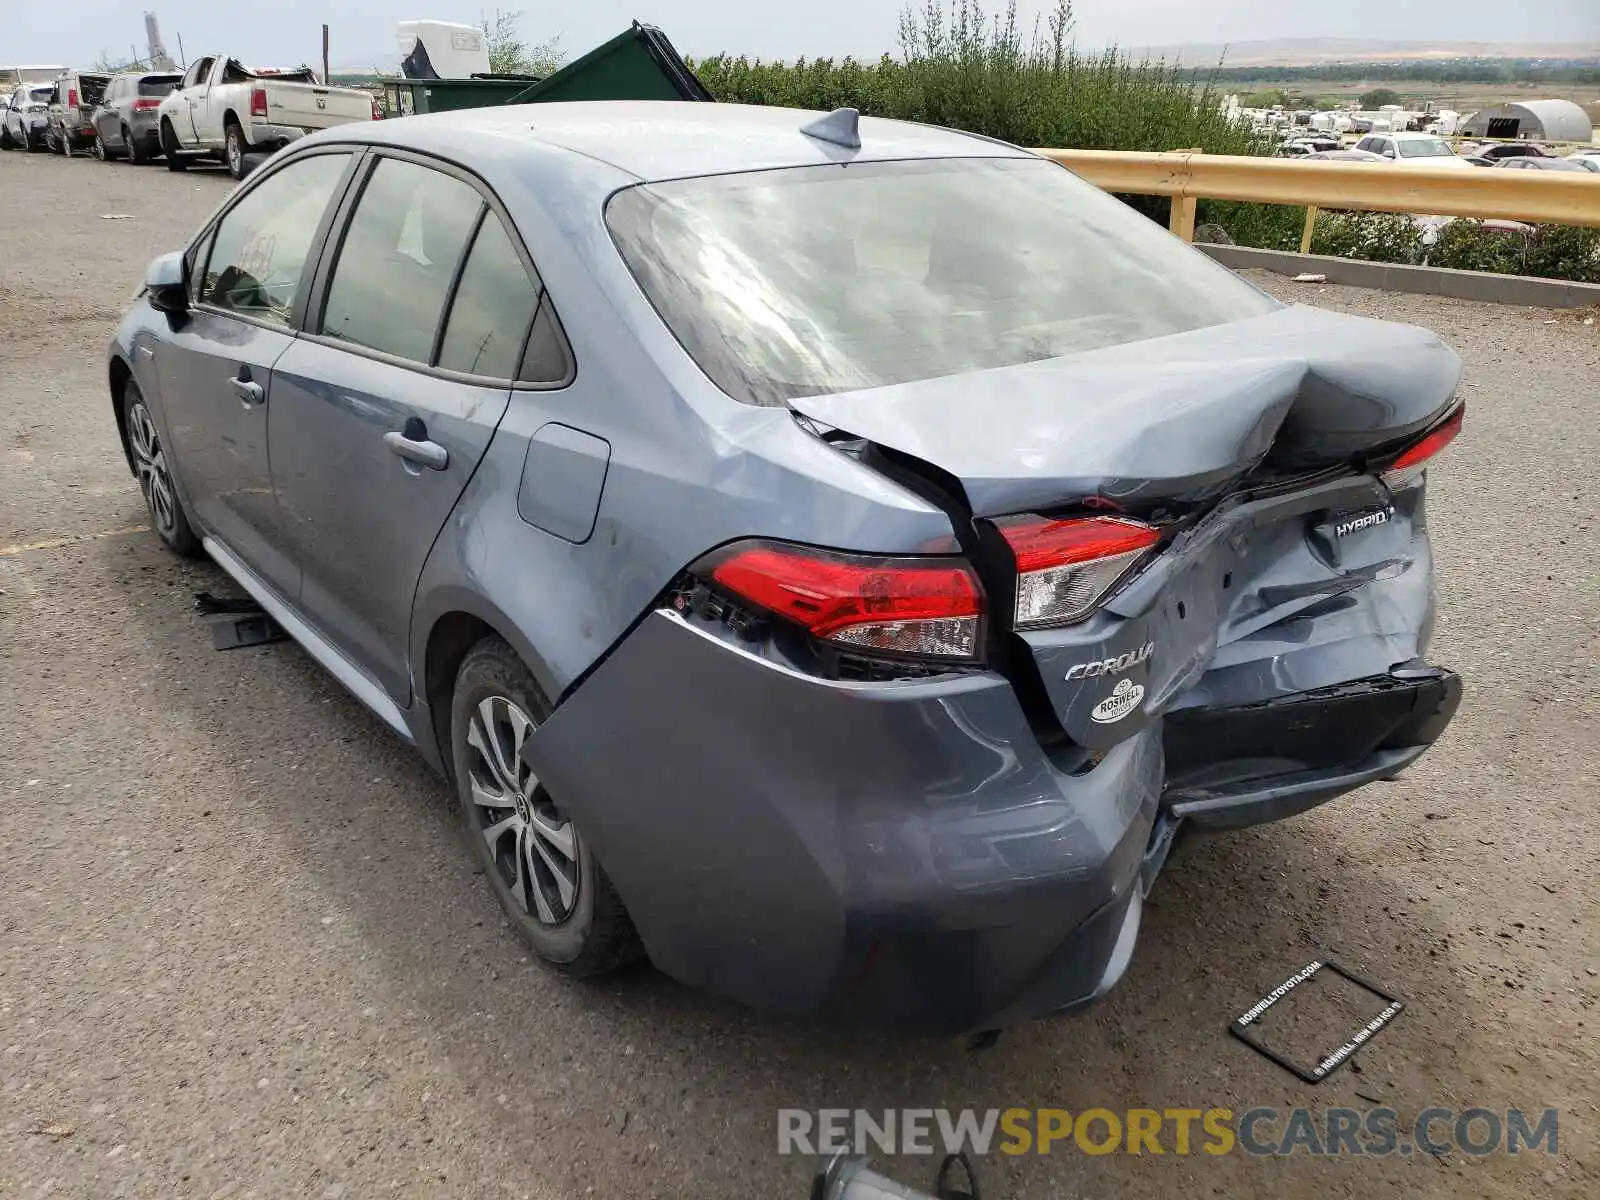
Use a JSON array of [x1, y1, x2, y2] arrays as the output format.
[[691, 1, 1267, 157]]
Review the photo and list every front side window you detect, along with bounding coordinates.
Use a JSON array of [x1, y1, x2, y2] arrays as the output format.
[[607, 156, 1278, 407], [198, 152, 351, 326], [319, 157, 483, 363], [436, 211, 541, 380]]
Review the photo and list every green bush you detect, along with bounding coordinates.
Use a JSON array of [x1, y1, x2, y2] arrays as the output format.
[[1301, 213, 1600, 282], [691, 1, 1269, 157], [1311, 212, 1424, 264]]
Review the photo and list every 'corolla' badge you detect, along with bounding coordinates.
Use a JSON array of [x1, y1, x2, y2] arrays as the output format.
[[1091, 678, 1144, 724]]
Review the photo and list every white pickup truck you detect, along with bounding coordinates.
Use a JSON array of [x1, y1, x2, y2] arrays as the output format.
[[157, 54, 377, 179]]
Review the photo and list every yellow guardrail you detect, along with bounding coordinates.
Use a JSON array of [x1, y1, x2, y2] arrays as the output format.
[[1034, 149, 1600, 248]]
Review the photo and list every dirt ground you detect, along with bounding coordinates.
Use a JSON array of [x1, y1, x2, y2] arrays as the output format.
[[1, 148, 1596, 1200]]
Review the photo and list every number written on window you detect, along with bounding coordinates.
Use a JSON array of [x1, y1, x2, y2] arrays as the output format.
[[200, 153, 351, 327]]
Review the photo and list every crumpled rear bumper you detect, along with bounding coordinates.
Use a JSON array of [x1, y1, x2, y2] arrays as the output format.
[[521, 610, 1459, 1033], [1162, 666, 1462, 829]]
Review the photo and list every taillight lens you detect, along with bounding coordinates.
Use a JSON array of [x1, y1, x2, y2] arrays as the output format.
[[131, 98, 161, 111], [68, 88, 78, 107], [371, 97, 384, 121], [998, 515, 1160, 629], [250, 87, 268, 117], [1383, 403, 1463, 487], [696, 540, 985, 662]]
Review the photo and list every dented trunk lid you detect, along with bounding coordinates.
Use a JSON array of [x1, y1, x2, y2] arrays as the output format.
[[788, 303, 1462, 517], [790, 303, 1461, 748]]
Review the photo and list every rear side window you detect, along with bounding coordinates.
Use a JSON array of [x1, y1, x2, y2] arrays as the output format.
[[199, 152, 352, 327], [436, 212, 540, 380], [139, 77, 179, 98], [319, 157, 483, 364]]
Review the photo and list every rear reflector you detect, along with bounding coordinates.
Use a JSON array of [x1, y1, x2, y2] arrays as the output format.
[[698, 540, 984, 661], [997, 516, 1160, 629], [1384, 403, 1463, 486]]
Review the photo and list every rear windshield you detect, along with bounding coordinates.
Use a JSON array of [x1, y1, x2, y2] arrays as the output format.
[[606, 157, 1277, 407], [1397, 137, 1454, 159], [139, 76, 181, 97]]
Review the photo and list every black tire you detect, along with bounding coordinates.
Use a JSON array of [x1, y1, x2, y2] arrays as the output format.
[[92, 133, 108, 161], [450, 636, 640, 977], [122, 378, 201, 557], [224, 118, 248, 180], [124, 125, 147, 164], [0, 124, 14, 150], [160, 120, 188, 171]]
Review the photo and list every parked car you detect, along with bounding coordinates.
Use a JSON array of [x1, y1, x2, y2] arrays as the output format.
[[1495, 157, 1594, 173], [1302, 148, 1386, 162], [1278, 135, 1342, 157], [91, 70, 183, 162], [108, 103, 1463, 1034], [44, 69, 111, 154], [156, 54, 377, 179], [0, 82, 53, 150], [1352, 132, 1476, 169], [1566, 152, 1600, 174], [1460, 141, 1554, 166]]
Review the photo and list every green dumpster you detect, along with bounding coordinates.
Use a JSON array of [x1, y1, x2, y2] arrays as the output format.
[[383, 22, 711, 117]]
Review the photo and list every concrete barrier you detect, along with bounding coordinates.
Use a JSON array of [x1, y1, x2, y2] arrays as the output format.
[[1198, 243, 1600, 308]]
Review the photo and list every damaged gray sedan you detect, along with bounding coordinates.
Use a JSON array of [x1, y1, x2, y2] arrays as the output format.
[[109, 101, 1462, 1034]]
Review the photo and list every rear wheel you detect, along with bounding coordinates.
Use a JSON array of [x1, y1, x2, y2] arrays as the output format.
[[160, 120, 187, 171], [124, 125, 147, 165], [224, 119, 248, 180], [91, 133, 108, 161], [123, 379, 200, 557], [450, 637, 640, 977], [0, 123, 14, 150]]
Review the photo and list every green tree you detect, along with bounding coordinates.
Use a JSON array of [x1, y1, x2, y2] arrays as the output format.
[[1360, 86, 1403, 108], [481, 9, 565, 76]]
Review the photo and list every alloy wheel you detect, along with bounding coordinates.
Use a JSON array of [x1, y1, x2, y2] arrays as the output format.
[[127, 399, 178, 537], [464, 695, 580, 926]]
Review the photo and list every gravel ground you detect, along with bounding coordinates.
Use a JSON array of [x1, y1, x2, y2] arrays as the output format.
[[1, 150, 1596, 1200]]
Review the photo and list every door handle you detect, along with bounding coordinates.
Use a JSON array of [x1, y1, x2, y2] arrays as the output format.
[[384, 430, 449, 472], [228, 376, 264, 406]]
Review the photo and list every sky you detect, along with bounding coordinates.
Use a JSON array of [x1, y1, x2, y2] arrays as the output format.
[[8, 2, 1599, 71]]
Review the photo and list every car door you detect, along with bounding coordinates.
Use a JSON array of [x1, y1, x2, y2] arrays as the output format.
[[153, 148, 359, 599], [93, 76, 121, 148], [176, 57, 212, 144], [267, 153, 537, 702]]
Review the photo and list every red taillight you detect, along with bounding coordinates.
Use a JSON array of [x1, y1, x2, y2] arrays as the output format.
[[1385, 403, 1463, 485], [997, 515, 1160, 630], [250, 87, 268, 118], [131, 98, 161, 111], [68, 88, 78, 107], [371, 97, 384, 121], [697, 540, 985, 661]]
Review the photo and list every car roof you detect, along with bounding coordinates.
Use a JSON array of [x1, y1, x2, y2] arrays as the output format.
[[341, 101, 1031, 183]]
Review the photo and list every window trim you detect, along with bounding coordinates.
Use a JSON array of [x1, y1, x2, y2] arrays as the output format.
[[299, 144, 573, 390], [185, 145, 366, 335]]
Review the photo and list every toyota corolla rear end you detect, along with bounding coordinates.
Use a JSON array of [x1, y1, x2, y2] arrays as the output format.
[[523, 149, 1462, 1034]]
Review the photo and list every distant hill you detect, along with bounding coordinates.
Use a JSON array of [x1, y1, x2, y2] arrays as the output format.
[[1120, 38, 1600, 67]]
